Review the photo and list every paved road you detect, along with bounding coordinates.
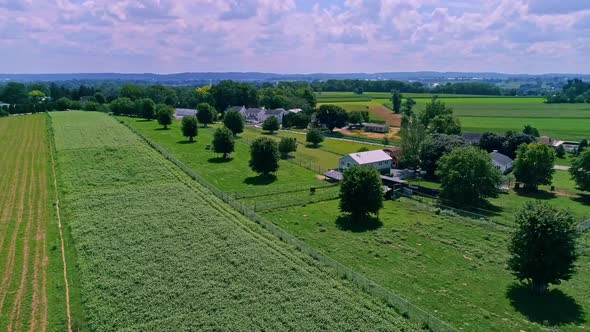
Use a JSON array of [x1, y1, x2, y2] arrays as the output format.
[[554, 165, 571, 171]]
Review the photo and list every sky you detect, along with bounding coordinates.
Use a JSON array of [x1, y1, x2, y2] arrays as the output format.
[[0, 0, 589, 74]]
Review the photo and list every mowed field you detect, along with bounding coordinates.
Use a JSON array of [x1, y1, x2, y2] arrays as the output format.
[[263, 199, 590, 332], [52, 111, 419, 331], [317, 92, 590, 141], [0, 115, 69, 331]]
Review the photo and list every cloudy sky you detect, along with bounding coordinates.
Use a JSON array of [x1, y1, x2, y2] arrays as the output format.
[[0, 0, 589, 74]]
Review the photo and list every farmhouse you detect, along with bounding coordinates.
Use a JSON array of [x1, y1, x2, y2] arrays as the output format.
[[489, 150, 514, 174], [339, 150, 392, 174], [462, 132, 483, 145], [262, 108, 289, 124], [240, 107, 266, 123], [363, 123, 389, 133]]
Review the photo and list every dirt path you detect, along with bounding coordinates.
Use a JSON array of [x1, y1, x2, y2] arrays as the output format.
[[49, 127, 73, 332]]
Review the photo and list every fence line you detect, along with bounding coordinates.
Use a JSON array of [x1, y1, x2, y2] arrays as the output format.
[[121, 120, 457, 332]]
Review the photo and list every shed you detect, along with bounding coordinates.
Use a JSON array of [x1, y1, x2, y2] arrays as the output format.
[[489, 150, 514, 174]]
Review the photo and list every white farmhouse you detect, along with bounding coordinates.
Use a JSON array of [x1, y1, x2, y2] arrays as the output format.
[[489, 150, 514, 174], [339, 150, 393, 174]]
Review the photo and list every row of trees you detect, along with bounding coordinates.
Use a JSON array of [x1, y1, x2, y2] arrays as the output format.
[[545, 79, 590, 103], [311, 80, 504, 95]]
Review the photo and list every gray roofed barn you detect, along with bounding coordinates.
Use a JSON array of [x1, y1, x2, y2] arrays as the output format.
[[489, 151, 514, 174]]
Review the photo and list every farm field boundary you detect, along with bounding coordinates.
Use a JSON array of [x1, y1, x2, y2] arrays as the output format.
[[122, 120, 457, 332]]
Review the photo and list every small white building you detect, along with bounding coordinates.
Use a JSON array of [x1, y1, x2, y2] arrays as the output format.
[[489, 150, 514, 174], [261, 108, 289, 124], [339, 150, 393, 174]]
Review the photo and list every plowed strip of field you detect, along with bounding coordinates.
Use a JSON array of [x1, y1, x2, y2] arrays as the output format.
[[0, 115, 56, 331], [369, 104, 402, 127]]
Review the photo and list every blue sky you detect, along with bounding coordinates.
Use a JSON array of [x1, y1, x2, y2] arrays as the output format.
[[0, 0, 589, 74]]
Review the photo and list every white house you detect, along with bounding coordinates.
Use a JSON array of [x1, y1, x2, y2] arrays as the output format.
[[339, 150, 393, 174], [489, 151, 514, 174], [261, 108, 289, 124], [240, 107, 266, 123]]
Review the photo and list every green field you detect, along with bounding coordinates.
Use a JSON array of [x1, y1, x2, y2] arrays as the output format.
[[53, 111, 419, 331], [316, 92, 590, 141], [262, 199, 590, 332], [0, 115, 71, 331]]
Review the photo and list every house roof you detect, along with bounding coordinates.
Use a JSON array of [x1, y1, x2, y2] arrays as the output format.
[[489, 151, 513, 167], [226, 106, 244, 113], [287, 108, 303, 113], [462, 132, 483, 144], [363, 122, 389, 129], [244, 108, 264, 115], [324, 170, 343, 181], [175, 108, 197, 117], [346, 150, 392, 165], [537, 136, 553, 145], [383, 147, 403, 159], [266, 108, 287, 115]]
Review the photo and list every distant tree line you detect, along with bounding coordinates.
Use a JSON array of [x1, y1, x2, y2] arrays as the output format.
[[310, 80, 504, 95], [545, 79, 590, 103]]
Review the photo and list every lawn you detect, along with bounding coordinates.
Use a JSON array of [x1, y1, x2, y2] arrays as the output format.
[[0, 114, 71, 331], [51, 111, 419, 331], [262, 199, 590, 332]]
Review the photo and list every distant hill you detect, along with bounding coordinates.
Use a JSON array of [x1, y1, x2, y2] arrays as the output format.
[[1, 71, 589, 84]]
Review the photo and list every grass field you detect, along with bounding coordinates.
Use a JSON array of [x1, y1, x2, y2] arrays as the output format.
[[53, 111, 419, 331], [0, 115, 70, 331], [316, 92, 590, 141], [262, 199, 590, 331]]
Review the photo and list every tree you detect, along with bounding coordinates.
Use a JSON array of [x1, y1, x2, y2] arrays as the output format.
[[420, 134, 468, 177], [391, 90, 403, 114], [401, 97, 416, 116], [82, 101, 104, 112], [399, 115, 426, 168], [223, 110, 244, 137], [249, 137, 280, 175], [196, 102, 216, 127], [556, 144, 566, 158], [576, 139, 588, 156], [513, 143, 555, 190], [212, 127, 235, 159], [479, 131, 505, 152], [348, 111, 365, 127], [94, 92, 106, 104], [110, 97, 135, 116], [181, 116, 199, 142], [429, 114, 462, 135], [138, 98, 156, 120], [56, 97, 73, 111], [262, 116, 280, 134], [156, 104, 174, 129], [316, 105, 348, 133], [523, 124, 540, 137], [278, 137, 297, 159], [0, 82, 28, 104], [120, 84, 145, 100], [501, 132, 536, 158], [306, 128, 324, 147], [436, 147, 502, 206], [210, 80, 258, 110], [28, 90, 46, 103], [419, 96, 453, 127], [339, 166, 383, 221], [508, 201, 579, 294], [570, 149, 590, 191]]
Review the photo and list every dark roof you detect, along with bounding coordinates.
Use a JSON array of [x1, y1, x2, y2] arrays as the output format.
[[226, 106, 244, 112], [489, 151, 513, 167], [323, 170, 343, 181], [462, 132, 483, 144], [266, 108, 287, 115], [175, 108, 197, 117], [245, 108, 264, 114]]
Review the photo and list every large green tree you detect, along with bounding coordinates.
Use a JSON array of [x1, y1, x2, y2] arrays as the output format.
[[306, 128, 324, 148], [139, 98, 156, 120], [223, 110, 245, 137], [419, 96, 453, 127], [249, 137, 280, 175], [513, 143, 555, 190], [0, 82, 28, 104], [429, 114, 462, 135], [420, 134, 468, 177], [401, 97, 416, 116], [262, 116, 280, 134], [436, 147, 502, 206], [110, 97, 135, 116], [508, 201, 579, 294], [339, 166, 383, 221], [156, 104, 174, 129], [212, 127, 235, 159], [391, 90, 403, 114], [196, 102, 216, 127], [120, 84, 145, 100], [181, 116, 199, 142], [278, 137, 297, 159], [399, 115, 426, 168], [570, 149, 590, 191], [522, 124, 540, 137], [316, 104, 348, 133]]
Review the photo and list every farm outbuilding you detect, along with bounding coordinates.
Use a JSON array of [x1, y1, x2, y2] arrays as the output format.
[[363, 123, 389, 133], [489, 150, 514, 174], [339, 150, 392, 174]]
